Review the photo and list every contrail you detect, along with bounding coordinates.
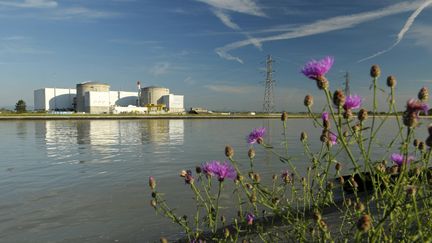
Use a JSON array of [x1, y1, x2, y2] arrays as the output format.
[[358, 0, 432, 63], [215, 1, 429, 63]]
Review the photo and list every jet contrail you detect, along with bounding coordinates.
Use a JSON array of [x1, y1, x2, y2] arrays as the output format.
[[358, 0, 432, 63], [215, 1, 430, 63]]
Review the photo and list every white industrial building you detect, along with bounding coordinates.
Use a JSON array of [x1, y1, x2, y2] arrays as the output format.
[[34, 82, 184, 114]]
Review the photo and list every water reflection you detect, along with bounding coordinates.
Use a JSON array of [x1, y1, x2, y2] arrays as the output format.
[[39, 120, 185, 162]]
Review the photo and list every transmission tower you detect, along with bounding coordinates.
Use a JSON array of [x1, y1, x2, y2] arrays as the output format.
[[263, 55, 276, 113], [343, 72, 351, 96]]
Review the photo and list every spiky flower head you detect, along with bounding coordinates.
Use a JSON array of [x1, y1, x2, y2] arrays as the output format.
[[202, 160, 237, 182], [333, 90, 346, 107], [247, 127, 266, 144], [343, 94, 362, 111], [301, 56, 334, 80], [386, 75, 396, 88], [406, 98, 428, 114], [304, 94, 314, 107], [370, 64, 381, 78], [328, 131, 338, 146], [390, 153, 414, 166], [246, 213, 255, 225], [418, 86, 429, 102], [301, 56, 334, 90]]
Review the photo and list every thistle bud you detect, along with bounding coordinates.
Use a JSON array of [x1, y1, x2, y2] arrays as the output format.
[[300, 131, 308, 142], [343, 109, 353, 119], [195, 166, 202, 174], [358, 109, 368, 121], [236, 174, 244, 182], [272, 174, 278, 181], [418, 86, 429, 102], [403, 111, 418, 128], [225, 145, 234, 158], [253, 173, 261, 183], [352, 124, 361, 132], [319, 219, 328, 231], [338, 176, 345, 184], [247, 148, 256, 159], [419, 141, 426, 151], [326, 181, 334, 190], [151, 199, 157, 208], [375, 163, 386, 173], [386, 75, 396, 88], [370, 64, 381, 78], [406, 185, 417, 196], [388, 165, 399, 174], [333, 89, 346, 107], [413, 139, 419, 148], [335, 162, 342, 171], [304, 94, 314, 107], [323, 120, 330, 130], [179, 170, 187, 177], [246, 183, 253, 190], [357, 214, 372, 232], [149, 176, 156, 190], [151, 192, 157, 198], [281, 111, 288, 121], [355, 202, 365, 212], [316, 76, 329, 90], [185, 174, 194, 184]]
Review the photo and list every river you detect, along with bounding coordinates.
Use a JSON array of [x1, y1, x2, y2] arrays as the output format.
[[0, 118, 428, 242]]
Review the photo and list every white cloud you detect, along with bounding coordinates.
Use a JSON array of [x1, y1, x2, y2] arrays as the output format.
[[205, 84, 258, 94], [195, 0, 265, 17], [216, 0, 430, 63], [149, 62, 170, 76], [0, 0, 58, 8], [213, 9, 240, 30], [109, 39, 160, 45], [409, 24, 432, 52], [183, 76, 196, 85], [50, 7, 119, 19], [358, 0, 432, 62]]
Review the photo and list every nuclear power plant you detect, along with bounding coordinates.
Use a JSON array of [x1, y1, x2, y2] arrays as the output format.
[[34, 81, 184, 114]]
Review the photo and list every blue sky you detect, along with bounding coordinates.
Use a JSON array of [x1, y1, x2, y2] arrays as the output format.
[[0, 0, 431, 111]]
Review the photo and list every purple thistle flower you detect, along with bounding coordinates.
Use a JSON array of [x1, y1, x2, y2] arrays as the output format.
[[246, 213, 255, 225], [329, 132, 338, 145], [301, 56, 334, 80], [247, 127, 266, 144], [391, 153, 414, 166], [201, 161, 237, 182], [322, 112, 329, 122], [406, 98, 429, 114], [343, 94, 362, 110]]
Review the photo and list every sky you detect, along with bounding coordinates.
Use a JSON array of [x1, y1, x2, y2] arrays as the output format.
[[0, 0, 431, 112]]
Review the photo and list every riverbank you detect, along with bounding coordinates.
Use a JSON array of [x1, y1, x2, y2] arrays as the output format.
[[0, 114, 304, 120]]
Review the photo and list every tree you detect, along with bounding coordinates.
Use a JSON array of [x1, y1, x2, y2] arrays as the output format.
[[15, 99, 27, 113]]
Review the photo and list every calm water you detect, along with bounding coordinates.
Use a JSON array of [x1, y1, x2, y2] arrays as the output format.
[[0, 119, 428, 242]]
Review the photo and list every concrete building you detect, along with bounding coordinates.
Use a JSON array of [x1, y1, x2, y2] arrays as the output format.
[[161, 94, 185, 113], [140, 86, 169, 105], [76, 82, 110, 113], [34, 83, 183, 114], [34, 88, 76, 111]]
